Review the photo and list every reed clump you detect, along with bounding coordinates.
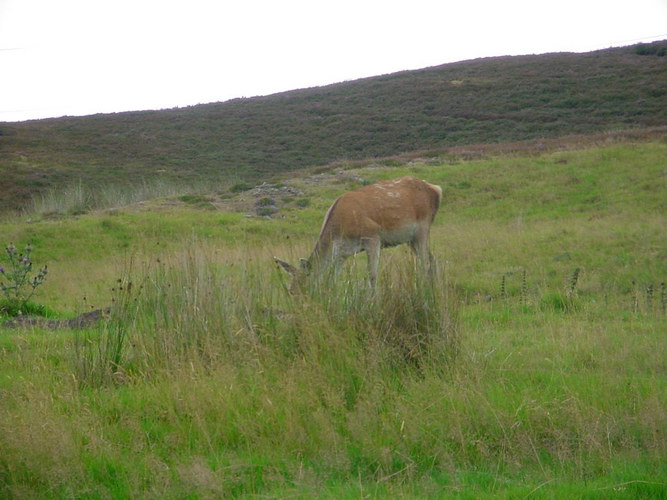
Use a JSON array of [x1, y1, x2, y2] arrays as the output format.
[[74, 247, 459, 388]]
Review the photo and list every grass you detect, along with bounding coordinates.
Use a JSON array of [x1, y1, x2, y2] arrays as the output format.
[[29, 177, 218, 217], [0, 139, 665, 497]]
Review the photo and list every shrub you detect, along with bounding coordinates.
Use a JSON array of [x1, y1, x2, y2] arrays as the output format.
[[230, 182, 253, 193], [635, 43, 666, 57], [255, 197, 275, 207]]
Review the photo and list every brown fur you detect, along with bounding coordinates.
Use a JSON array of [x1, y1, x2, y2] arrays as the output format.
[[275, 176, 442, 287]]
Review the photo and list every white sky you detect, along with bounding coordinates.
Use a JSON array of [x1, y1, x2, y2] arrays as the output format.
[[1, 0, 665, 122]]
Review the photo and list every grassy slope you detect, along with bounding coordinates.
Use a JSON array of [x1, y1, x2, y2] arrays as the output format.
[[1, 41, 666, 213], [0, 138, 665, 498]]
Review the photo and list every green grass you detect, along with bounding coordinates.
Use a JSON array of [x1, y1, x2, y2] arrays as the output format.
[[0, 140, 665, 498]]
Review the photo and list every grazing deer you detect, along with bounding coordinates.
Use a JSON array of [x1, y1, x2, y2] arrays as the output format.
[[275, 176, 442, 289]]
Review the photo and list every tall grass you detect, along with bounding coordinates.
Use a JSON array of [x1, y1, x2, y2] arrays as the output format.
[[29, 178, 217, 216], [73, 245, 459, 388], [60, 240, 665, 498]]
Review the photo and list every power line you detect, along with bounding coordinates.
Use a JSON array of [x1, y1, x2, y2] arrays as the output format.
[[611, 33, 667, 44]]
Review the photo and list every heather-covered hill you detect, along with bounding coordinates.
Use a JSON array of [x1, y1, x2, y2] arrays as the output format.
[[1, 41, 665, 213]]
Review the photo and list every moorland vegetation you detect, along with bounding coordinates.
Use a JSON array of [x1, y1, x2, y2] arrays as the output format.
[[1, 41, 665, 213]]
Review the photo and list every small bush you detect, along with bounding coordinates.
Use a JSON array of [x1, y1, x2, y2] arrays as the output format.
[[178, 194, 206, 204], [635, 43, 666, 57], [230, 182, 253, 193], [256, 197, 275, 207], [0, 243, 48, 317]]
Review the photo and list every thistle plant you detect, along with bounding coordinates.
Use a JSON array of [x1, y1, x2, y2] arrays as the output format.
[[568, 267, 581, 296], [0, 242, 48, 315]]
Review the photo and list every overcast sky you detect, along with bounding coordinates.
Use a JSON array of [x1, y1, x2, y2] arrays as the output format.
[[1, 0, 665, 122]]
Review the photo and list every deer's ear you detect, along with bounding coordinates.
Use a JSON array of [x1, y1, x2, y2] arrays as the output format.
[[300, 258, 311, 273], [274, 257, 297, 276]]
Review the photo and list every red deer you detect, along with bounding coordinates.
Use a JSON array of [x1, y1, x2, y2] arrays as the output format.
[[275, 176, 442, 288]]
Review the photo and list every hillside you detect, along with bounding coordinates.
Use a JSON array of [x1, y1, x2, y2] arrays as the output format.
[[1, 41, 666, 213], [0, 139, 665, 497]]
